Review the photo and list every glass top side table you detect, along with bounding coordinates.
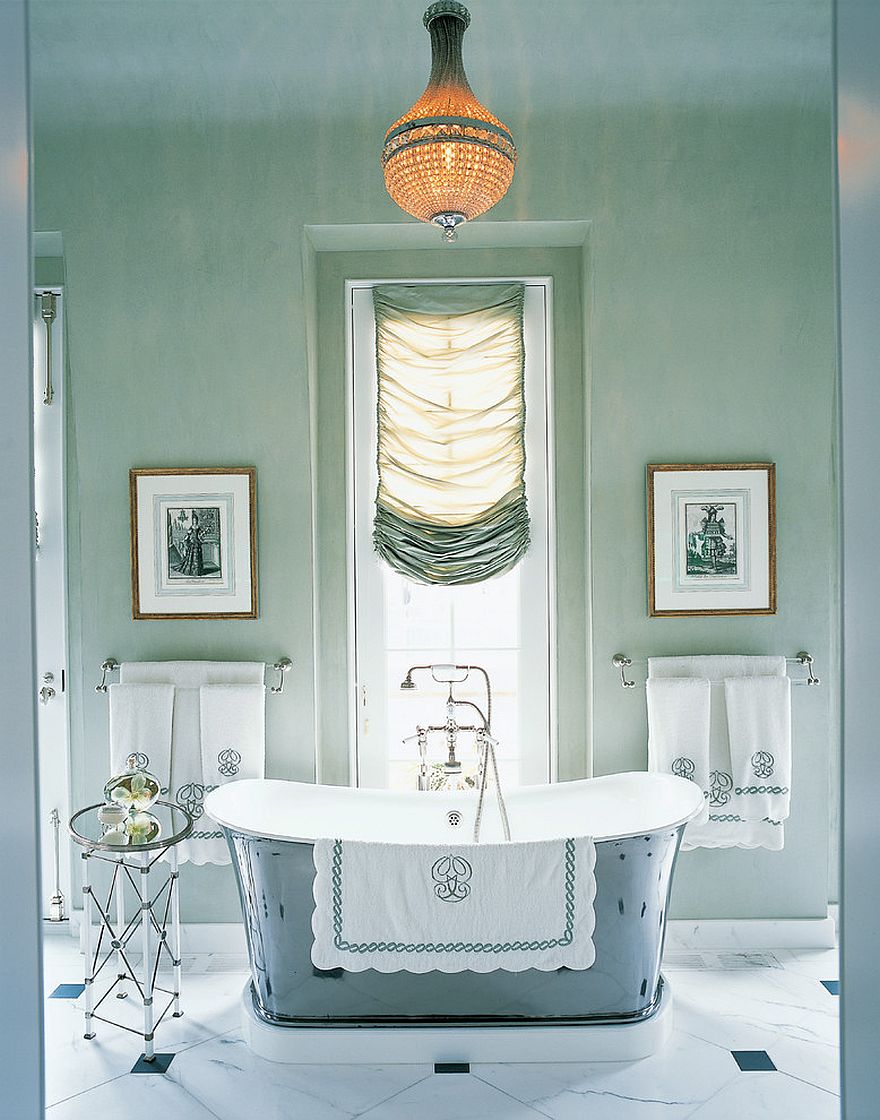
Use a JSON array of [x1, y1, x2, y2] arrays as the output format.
[[69, 801, 193, 1062]]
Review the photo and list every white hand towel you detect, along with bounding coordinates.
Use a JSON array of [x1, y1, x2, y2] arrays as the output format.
[[311, 837, 596, 974], [200, 684, 266, 787], [646, 678, 711, 824], [108, 683, 174, 793], [724, 676, 791, 822], [648, 656, 788, 851]]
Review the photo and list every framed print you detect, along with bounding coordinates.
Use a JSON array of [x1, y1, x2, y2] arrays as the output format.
[[648, 462, 776, 617], [130, 467, 257, 619]]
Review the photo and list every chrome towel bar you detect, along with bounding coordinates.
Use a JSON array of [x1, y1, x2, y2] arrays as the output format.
[[95, 657, 293, 695], [611, 652, 820, 690]]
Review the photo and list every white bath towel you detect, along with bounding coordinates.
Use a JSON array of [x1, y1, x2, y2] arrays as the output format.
[[120, 661, 265, 688], [118, 661, 266, 865], [311, 837, 596, 974], [724, 676, 791, 822], [647, 656, 788, 851], [646, 678, 711, 825], [108, 683, 175, 793], [648, 655, 786, 682]]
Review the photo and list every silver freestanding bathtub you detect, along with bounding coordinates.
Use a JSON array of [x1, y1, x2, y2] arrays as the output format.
[[206, 771, 702, 1058]]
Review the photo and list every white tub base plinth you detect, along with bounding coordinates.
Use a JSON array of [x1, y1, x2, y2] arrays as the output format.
[[240, 978, 673, 1065]]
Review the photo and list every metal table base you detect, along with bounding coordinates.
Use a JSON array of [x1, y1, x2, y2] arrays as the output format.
[[71, 801, 191, 1062]]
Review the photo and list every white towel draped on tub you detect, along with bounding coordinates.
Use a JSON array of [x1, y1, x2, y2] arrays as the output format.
[[647, 656, 791, 851], [118, 662, 266, 865], [311, 837, 597, 974]]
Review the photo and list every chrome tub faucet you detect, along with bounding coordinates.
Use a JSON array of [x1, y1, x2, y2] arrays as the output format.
[[399, 663, 493, 790]]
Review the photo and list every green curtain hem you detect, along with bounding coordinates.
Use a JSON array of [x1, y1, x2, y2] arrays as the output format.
[[374, 494, 530, 585]]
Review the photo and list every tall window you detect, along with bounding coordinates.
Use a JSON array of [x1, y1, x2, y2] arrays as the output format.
[[349, 279, 555, 790]]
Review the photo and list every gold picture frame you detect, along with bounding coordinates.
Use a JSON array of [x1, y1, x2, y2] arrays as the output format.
[[647, 462, 776, 617], [130, 467, 257, 620]]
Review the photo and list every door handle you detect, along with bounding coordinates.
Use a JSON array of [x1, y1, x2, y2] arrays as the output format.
[[39, 686, 56, 705]]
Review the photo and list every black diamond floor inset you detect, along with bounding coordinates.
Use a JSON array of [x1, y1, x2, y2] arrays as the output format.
[[131, 1053, 176, 1074], [434, 1063, 470, 1074], [732, 1050, 776, 1072], [49, 984, 85, 999], [820, 979, 840, 995]]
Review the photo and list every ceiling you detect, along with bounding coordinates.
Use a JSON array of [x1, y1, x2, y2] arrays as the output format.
[[29, 0, 831, 129]]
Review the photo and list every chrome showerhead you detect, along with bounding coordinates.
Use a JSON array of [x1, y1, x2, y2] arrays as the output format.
[[399, 673, 417, 690]]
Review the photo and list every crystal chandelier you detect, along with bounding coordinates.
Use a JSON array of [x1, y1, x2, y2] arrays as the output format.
[[381, 1, 517, 241]]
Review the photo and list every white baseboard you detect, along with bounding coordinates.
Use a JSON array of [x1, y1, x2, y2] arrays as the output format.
[[64, 913, 836, 955], [178, 923, 247, 954], [666, 916, 837, 950]]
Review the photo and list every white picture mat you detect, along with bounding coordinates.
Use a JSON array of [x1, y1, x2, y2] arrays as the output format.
[[653, 468, 771, 612], [135, 472, 253, 615]]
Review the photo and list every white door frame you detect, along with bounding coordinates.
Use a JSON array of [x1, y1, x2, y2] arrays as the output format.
[[0, 1, 45, 1114]]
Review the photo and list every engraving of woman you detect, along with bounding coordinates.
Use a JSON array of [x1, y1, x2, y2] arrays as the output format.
[[177, 510, 206, 577]]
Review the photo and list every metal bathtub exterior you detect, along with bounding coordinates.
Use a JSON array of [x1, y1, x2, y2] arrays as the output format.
[[223, 823, 685, 1026]]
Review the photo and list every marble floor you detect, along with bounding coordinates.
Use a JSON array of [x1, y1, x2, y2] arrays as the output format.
[[42, 936, 840, 1119]]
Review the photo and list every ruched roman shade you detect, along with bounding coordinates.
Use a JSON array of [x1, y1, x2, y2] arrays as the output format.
[[372, 282, 529, 584]]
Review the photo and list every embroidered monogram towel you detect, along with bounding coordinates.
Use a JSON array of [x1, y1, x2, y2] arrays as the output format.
[[311, 837, 596, 974], [189, 684, 266, 865], [724, 676, 791, 822], [646, 677, 711, 826]]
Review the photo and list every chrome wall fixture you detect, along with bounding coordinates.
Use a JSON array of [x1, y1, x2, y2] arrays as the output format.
[[269, 657, 293, 693], [94, 658, 119, 692], [45, 808, 66, 923], [37, 290, 57, 406], [95, 657, 293, 694], [611, 651, 821, 690]]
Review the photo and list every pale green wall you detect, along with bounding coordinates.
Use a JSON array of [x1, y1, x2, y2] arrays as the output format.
[[32, 0, 836, 921]]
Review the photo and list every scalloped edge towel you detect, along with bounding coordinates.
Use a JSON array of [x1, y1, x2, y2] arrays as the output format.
[[724, 676, 791, 822], [311, 837, 596, 974]]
